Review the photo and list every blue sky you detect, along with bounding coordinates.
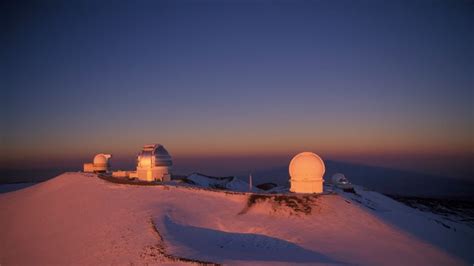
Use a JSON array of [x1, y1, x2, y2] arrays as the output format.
[[2, 0, 473, 178]]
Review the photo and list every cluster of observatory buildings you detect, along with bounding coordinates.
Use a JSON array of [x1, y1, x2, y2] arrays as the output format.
[[84, 144, 350, 193], [84, 144, 172, 182]]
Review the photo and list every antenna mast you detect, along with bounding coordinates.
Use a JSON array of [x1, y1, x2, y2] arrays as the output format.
[[249, 172, 253, 192]]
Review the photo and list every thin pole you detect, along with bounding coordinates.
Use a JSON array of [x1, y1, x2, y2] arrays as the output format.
[[249, 172, 253, 191]]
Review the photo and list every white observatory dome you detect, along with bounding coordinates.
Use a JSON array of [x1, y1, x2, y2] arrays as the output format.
[[92, 153, 112, 173], [289, 152, 325, 193], [137, 144, 172, 168], [331, 173, 347, 184], [136, 144, 172, 182], [93, 154, 108, 165], [331, 173, 353, 189]]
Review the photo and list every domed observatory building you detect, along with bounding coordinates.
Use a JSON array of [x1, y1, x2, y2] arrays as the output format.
[[83, 153, 112, 173], [289, 152, 325, 193], [331, 173, 353, 190], [136, 144, 172, 182], [93, 154, 112, 173]]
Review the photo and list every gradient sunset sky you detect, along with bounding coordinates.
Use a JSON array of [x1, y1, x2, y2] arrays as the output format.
[[2, 0, 473, 179]]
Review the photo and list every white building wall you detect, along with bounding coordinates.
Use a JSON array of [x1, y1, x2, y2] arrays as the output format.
[[290, 179, 323, 193], [137, 166, 171, 182], [83, 163, 94, 173]]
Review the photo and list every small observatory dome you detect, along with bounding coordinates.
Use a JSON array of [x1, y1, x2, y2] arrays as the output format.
[[136, 144, 172, 182], [92, 153, 112, 173], [289, 152, 325, 193], [331, 173, 353, 189], [331, 173, 348, 185]]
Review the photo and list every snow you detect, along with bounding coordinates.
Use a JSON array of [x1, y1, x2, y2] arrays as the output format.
[[186, 173, 258, 192], [337, 185, 474, 262], [0, 172, 472, 265]]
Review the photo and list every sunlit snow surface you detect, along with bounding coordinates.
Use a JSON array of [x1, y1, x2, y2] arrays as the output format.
[[0, 173, 472, 265]]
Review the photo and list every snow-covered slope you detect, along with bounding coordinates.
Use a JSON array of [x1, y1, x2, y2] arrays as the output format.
[[186, 173, 258, 192], [0, 173, 472, 265]]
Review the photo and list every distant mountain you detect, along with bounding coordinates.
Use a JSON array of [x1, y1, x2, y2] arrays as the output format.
[[2, 159, 473, 198]]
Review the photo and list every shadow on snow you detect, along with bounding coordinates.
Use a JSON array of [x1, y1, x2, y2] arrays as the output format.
[[161, 215, 342, 264]]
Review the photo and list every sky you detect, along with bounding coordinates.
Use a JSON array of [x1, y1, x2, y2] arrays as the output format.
[[1, 0, 473, 179]]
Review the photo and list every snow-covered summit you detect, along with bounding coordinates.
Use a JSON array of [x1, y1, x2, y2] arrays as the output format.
[[0, 172, 472, 265]]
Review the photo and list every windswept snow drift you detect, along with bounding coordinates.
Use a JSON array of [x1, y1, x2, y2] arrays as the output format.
[[0, 173, 472, 265]]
